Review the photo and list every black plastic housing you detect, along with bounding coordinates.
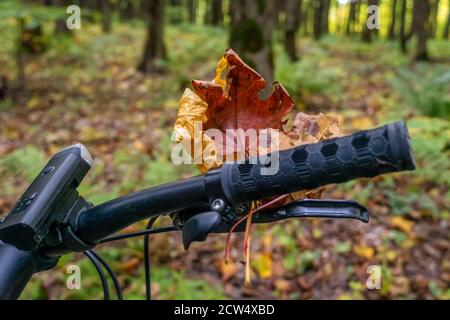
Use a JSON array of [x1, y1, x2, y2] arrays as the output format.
[[0, 144, 92, 250]]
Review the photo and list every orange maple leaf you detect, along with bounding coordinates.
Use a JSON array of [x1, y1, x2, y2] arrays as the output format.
[[192, 49, 294, 133]]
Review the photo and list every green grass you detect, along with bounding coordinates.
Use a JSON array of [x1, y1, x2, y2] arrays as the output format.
[[21, 255, 226, 300]]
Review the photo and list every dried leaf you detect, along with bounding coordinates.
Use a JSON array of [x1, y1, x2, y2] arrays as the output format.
[[391, 216, 414, 234], [120, 257, 141, 274], [174, 50, 340, 182], [284, 112, 341, 147], [173, 88, 220, 173], [219, 259, 237, 282], [133, 139, 148, 153], [193, 49, 294, 133], [275, 279, 291, 292], [353, 245, 375, 260], [252, 252, 273, 279]]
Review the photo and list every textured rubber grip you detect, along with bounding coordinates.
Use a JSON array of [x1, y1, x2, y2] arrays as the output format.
[[221, 121, 416, 204]]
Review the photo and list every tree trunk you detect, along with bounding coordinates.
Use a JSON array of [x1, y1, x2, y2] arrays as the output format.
[[139, 0, 150, 20], [399, 0, 408, 52], [444, 0, 450, 38], [138, 0, 166, 74], [119, 0, 135, 20], [414, 0, 431, 60], [335, 3, 341, 34], [16, 17, 26, 92], [346, 1, 356, 34], [273, 0, 285, 30], [313, 0, 325, 39], [211, 0, 224, 25], [388, 0, 398, 40], [54, 0, 70, 34], [312, 0, 330, 39], [169, 0, 183, 24], [284, 0, 302, 61], [430, 0, 440, 38], [322, 0, 330, 34], [0, 75, 7, 101], [229, 0, 277, 89], [355, 0, 361, 29], [302, 1, 310, 36], [101, 0, 112, 33], [361, 0, 379, 43], [80, 0, 97, 10], [187, 0, 197, 24]]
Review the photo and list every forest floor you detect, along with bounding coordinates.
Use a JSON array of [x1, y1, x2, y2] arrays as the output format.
[[0, 22, 449, 300]]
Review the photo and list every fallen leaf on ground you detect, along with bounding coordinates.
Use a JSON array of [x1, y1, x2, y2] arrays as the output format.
[[353, 245, 375, 260], [391, 216, 415, 234], [252, 252, 273, 279]]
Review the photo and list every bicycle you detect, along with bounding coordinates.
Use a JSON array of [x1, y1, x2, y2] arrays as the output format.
[[0, 121, 415, 300]]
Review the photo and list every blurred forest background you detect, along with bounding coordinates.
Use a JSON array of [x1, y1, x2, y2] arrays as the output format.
[[0, 0, 449, 300]]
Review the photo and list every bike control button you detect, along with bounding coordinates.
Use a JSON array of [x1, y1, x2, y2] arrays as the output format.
[[42, 166, 55, 175]]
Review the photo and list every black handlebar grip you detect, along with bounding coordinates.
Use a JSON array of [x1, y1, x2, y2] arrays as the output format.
[[220, 121, 415, 204]]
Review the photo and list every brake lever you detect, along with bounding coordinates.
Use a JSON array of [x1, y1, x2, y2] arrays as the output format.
[[252, 199, 369, 224], [178, 199, 369, 249], [210, 199, 369, 234]]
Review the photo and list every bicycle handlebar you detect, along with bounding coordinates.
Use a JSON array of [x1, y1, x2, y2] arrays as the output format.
[[72, 121, 415, 245], [74, 176, 210, 244], [0, 121, 416, 299], [0, 241, 56, 299]]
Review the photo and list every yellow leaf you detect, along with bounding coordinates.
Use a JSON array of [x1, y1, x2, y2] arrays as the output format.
[[386, 250, 397, 261], [400, 238, 416, 249], [27, 97, 39, 109], [252, 252, 273, 279], [391, 216, 414, 234], [312, 227, 323, 239], [353, 245, 375, 260], [214, 55, 229, 91], [174, 88, 208, 137], [351, 116, 374, 130], [262, 235, 272, 250], [79, 126, 106, 142], [173, 88, 220, 173]]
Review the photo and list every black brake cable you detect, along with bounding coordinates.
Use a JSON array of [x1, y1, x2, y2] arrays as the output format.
[[144, 217, 158, 300], [99, 226, 177, 243], [83, 250, 110, 300], [88, 250, 123, 300], [83, 220, 177, 300]]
